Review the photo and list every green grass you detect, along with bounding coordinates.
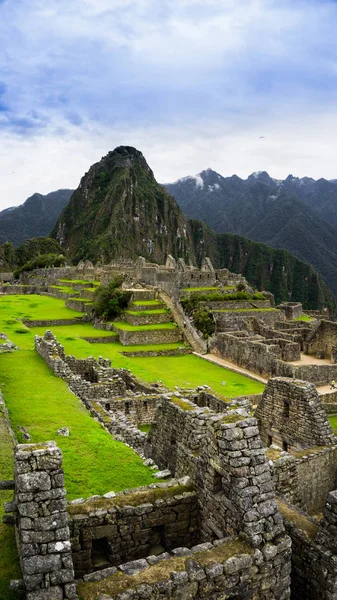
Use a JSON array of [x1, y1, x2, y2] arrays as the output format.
[[50, 285, 80, 294], [132, 300, 164, 306], [69, 297, 93, 303], [294, 315, 314, 322], [58, 279, 100, 285], [112, 321, 177, 331], [138, 424, 151, 434], [0, 408, 21, 599], [0, 351, 158, 500], [30, 322, 264, 397], [329, 415, 337, 431]]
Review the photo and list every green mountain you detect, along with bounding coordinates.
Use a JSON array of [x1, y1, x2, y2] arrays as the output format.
[[0, 189, 73, 246], [52, 146, 336, 311], [165, 169, 337, 300]]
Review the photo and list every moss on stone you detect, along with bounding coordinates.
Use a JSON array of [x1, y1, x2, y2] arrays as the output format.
[[67, 483, 195, 516], [266, 448, 282, 461], [220, 414, 245, 424], [170, 397, 195, 411], [277, 499, 319, 540], [76, 536, 252, 600], [291, 446, 327, 459]]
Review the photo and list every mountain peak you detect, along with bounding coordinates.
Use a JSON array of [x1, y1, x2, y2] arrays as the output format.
[[247, 171, 275, 185]]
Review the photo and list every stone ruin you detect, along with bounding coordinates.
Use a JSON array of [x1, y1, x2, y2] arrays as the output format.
[[2, 364, 337, 599]]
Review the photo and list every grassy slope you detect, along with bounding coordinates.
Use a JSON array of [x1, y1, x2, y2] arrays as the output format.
[[0, 409, 21, 600]]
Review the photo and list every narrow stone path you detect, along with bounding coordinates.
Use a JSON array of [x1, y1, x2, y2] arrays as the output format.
[[193, 352, 268, 384], [159, 291, 206, 354]]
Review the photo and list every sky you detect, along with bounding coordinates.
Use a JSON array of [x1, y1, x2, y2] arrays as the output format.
[[1, 0, 337, 209]]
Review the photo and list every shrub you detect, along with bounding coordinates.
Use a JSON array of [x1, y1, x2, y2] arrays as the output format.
[[93, 277, 132, 320], [193, 308, 215, 338]]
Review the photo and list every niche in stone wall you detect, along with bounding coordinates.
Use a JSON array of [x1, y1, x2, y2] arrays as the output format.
[[212, 466, 223, 494], [148, 525, 166, 555], [283, 400, 290, 419], [91, 538, 111, 571]]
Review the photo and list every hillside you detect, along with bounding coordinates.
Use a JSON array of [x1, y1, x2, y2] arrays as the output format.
[[52, 146, 336, 311], [165, 170, 337, 299], [0, 189, 73, 246]]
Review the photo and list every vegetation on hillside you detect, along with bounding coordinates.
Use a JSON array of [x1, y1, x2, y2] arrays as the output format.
[[14, 252, 67, 278]]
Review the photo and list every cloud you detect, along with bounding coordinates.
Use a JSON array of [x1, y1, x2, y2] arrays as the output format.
[[0, 0, 337, 207]]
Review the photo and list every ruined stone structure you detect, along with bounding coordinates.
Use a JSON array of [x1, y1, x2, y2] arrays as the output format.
[[255, 378, 337, 600], [14, 442, 78, 600], [3, 260, 337, 599]]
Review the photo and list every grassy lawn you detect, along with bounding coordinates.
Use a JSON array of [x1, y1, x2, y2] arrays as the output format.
[[0, 351, 158, 500], [0, 407, 21, 600]]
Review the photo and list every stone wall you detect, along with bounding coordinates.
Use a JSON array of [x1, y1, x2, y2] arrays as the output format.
[[14, 442, 78, 600], [305, 319, 337, 359], [24, 318, 84, 328], [255, 378, 336, 451], [212, 331, 337, 384], [214, 309, 282, 332], [278, 495, 337, 600], [96, 395, 158, 426], [65, 298, 92, 313], [210, 332, 299, 378], [76, 535, 290, 600], [124, 311, 172, 326], [0, 284, 48, 294], [278, 302, 303, 320], [68, 479, 199, 577], [143, 397, 291, 598], [115, 326, 181, 346], [270, 446, 337, 514]]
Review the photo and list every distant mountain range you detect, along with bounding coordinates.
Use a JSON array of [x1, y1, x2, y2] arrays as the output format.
[[165, 170, 337, 299], [51, 146, 336, 311], [0, 153, 336, 310], [0, 189, 73, 246]]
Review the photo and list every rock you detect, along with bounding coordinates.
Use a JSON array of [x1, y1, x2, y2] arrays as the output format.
[[57, 427, 70, 437], [153, 469, 171, 479]]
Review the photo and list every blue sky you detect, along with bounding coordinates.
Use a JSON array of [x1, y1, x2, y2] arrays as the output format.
[[1, 0, 337, 208]]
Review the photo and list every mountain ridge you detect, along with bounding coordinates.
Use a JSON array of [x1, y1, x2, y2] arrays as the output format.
[[165, 169, 337, 299], [52, 146, 336, 311], [0, 189, 73, 246]]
